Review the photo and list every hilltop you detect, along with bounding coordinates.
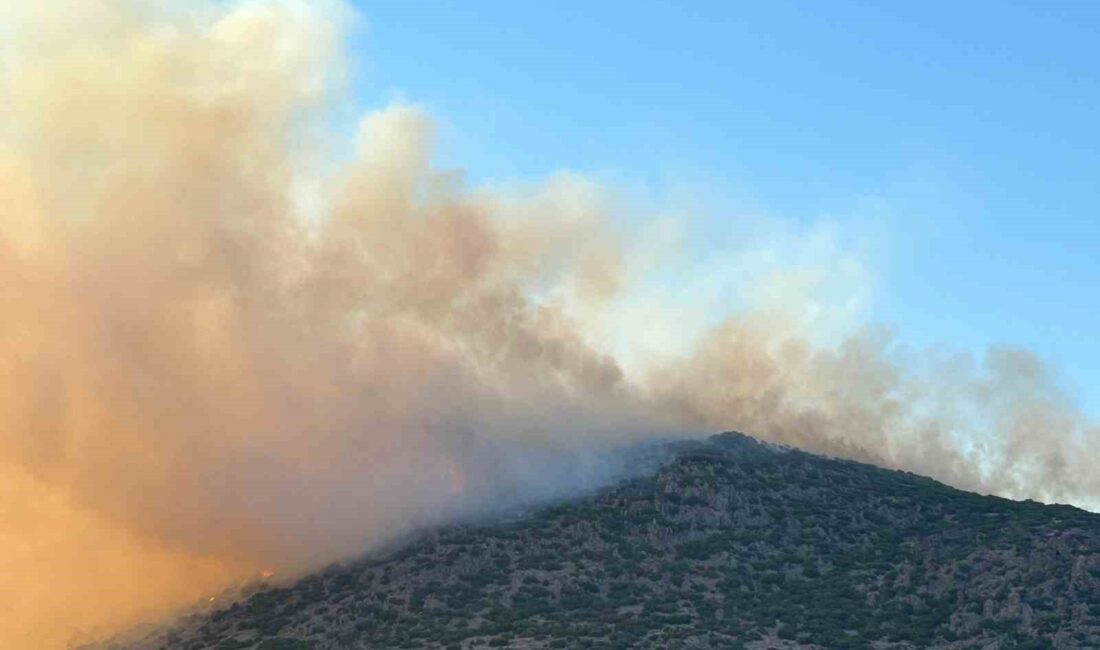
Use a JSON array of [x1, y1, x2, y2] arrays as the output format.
[[93, 433, 1099, 649]]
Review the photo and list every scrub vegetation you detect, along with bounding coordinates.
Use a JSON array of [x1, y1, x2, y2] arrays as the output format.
[[97, 433, 1099, 650]]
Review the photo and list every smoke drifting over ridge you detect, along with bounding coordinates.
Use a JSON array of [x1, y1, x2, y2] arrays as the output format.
[[0, 1, 1096, 647]]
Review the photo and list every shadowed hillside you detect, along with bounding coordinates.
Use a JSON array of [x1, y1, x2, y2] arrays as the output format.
[[92, 433, 1099, 650]]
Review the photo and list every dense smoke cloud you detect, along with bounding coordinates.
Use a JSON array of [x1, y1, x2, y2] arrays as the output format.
[[0, 1, 1096, 647]]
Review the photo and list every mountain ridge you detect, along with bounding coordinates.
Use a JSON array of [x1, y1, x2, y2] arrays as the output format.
[[88, 432, 1100, 650]]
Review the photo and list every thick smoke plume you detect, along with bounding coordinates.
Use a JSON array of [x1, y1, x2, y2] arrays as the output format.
[[0, 2, 1096, 647]]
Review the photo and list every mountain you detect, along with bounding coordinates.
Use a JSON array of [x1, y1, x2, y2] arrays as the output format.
[[91, 433, 1099, 650]]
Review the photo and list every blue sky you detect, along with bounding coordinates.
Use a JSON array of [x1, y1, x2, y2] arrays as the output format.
[[348, 1, 1100, 416]]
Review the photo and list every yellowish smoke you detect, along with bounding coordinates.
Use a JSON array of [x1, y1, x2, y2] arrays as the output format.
[[0, 2, 1096, 647]]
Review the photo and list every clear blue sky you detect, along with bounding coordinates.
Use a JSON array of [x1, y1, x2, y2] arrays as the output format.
[[349, 1, 1100, 416]]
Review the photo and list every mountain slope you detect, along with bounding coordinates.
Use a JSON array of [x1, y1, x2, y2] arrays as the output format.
[[99, 433, 1099, 650]]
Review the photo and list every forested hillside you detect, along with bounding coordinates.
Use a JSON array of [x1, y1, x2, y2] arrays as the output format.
[[95, 433, 1100, 650]]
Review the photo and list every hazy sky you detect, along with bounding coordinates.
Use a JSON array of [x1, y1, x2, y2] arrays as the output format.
[[350, 1, 1100, 416]]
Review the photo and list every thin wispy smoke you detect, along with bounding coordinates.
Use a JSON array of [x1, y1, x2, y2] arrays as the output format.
[[0, 1, 1096, 647]]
